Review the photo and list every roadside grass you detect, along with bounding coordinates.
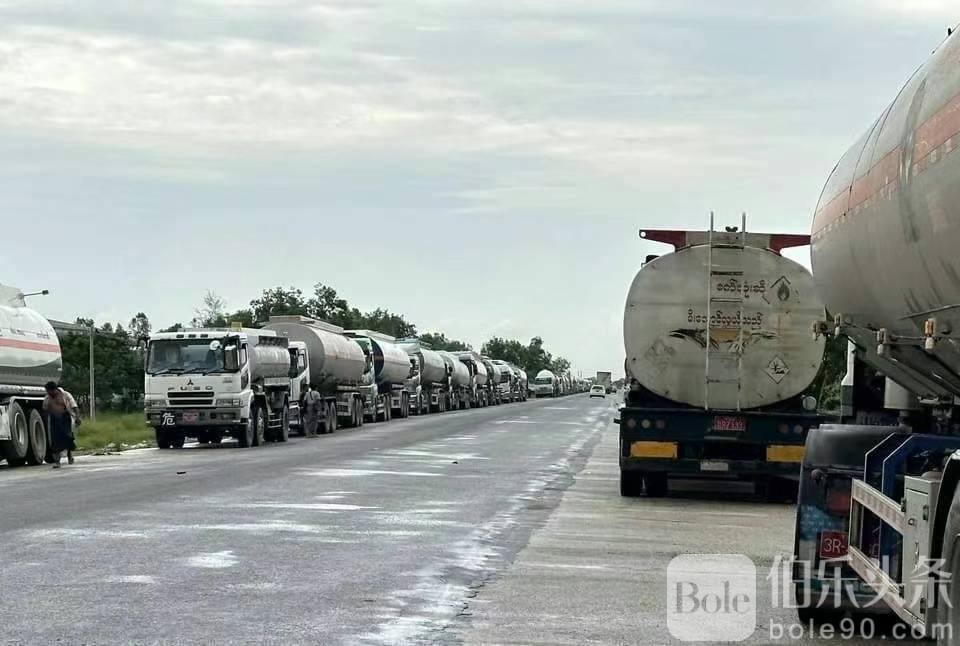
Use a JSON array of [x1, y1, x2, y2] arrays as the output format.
[[75, 413, 154, 452]]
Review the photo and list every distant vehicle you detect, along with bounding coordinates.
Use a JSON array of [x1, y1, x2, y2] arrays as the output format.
[[345, 329, 413, 421], [589, 385, 606, 398], [145, 325, 293, 448], [0, 285, 58, 466], [596, 371, 613, 394], [531, 370, 557, 398], [618, 219, 826, 498], [396, 338, 456, 413]]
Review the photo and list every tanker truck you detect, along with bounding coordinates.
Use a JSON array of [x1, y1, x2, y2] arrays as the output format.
[[791, 28, 960, 636], [263, 316, 371, 432], [439, 351, 471, 410], [396, 339, 452, 414], [618, 222, 826, 498], [144, 325, 291, 448], [532, 370, 557, 398], [482, 358, 503, 405], [345, 330, 412, 421], [0, 286, 57, 466], [490, 359, 516, 403], [455, 351, 490, 408], [510, 365, 528, 402]]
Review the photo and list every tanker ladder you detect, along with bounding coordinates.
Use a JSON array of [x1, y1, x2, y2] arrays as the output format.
[[704, 211, 748, 411]]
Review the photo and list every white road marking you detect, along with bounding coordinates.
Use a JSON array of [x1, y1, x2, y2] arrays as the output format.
[[301, 468, 442, 478], [185, 551, 237, 569]]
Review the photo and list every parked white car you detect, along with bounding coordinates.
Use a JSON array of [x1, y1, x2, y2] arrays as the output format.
[[589, 385, 606, 398]]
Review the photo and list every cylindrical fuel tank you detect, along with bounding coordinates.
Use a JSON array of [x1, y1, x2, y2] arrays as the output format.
[[247, 341, 292, 382], [263, 321, 365, 389], [513, 366, 527, 386], [439, 351, 470, 387], [0, 303, 62, 392], [624, 244, 825, 410], [811, 31, 960, 395], [397, 342, 448, 384], [535, 369, 555, 383], [483, 359, 502, 386], [491, 360, 513, 384], [369, 338, 411, 385], [455, 351, 488, 386]]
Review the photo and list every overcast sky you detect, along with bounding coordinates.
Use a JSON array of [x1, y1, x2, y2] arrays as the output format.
[[2, 0, 956, 377]]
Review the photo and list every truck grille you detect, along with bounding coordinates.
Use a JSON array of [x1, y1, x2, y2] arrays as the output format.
[[167, 391, 215, 407]]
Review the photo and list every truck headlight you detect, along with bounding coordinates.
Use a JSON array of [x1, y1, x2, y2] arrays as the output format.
[[216, 398, 242, 407], [144, 397, 165, 408]]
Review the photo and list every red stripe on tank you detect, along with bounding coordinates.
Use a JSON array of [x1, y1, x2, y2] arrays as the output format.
[[814, 87, 960, 237], [0, 337, 60, 353]]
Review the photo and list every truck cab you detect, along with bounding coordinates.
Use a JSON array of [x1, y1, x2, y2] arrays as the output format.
[[144, 327, 291, 448]]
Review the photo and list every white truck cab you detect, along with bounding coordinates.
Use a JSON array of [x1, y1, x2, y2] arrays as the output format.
[[144, 327, 291, 448]]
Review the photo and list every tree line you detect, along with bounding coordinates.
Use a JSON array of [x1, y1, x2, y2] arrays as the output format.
[[56, 282, 572, 413]]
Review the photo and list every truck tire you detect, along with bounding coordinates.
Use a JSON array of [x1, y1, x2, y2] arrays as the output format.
[[938, 485, 960, 642], [645, 473, 668, 498], [329, 403, 338, 433], [170, 433, 185, 449], [252, 406, 266, 446], [0, 402, 29, 465], [155, 427, 172, 449], [277, 404, 290, 442], [26, 409, 47, 465], [238, 414, 255, 448], [620, 470, 644, 497]]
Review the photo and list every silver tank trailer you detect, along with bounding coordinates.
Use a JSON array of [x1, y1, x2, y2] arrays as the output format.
[[625, 235, 825, 410], [455, 351, 488, 386], [439, 351, 470, 387], [264, 317, 365, 389], [244, 337, 291, 382], [397, 341, 448, 385], [491, 360, 514, 384], [483, 359, 502, 386], [812, 30, 960, 399], [349, 335, 410, 386], [511, 366, 527, 388], [0, 300, 62, 394]]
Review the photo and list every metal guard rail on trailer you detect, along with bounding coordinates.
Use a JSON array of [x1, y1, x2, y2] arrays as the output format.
[[846, 434, 960, 635]]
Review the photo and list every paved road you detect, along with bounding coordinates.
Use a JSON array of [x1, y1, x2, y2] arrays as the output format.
[[3, 396, 916, 645], [0, 396, 611, 644], [457, 407, 923, 646]]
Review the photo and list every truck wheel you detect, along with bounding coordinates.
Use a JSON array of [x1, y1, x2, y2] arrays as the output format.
[[620, 470, 644, 497], [276, 404, 290, 442], [170, 433, 185, 449], [0, 402, 29, 466], [796, 606, 841, 626], [329, 403, 339, 433], [155, 428, 172, 449], [26, 409, 47, 465], [939, 486, 960, 640], [238, 414, 255, 448], [252, 406, 266, 446], [645, 473, 668, 498]]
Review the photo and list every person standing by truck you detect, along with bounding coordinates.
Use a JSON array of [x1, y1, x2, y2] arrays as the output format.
[[43, 381, 80, 468], [303, 383, 323, 438]]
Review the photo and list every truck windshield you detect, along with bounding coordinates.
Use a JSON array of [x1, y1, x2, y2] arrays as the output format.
[[146, 338, 235, 375], [535, 378, 553, 385]]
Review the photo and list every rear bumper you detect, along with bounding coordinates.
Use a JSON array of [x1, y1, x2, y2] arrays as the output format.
[[620, 456, 801, 477], [618, 406, 819, 478]]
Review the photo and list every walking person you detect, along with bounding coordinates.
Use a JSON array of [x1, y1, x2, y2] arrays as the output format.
[[43, 381, 80, 468], [303, 384, 323, 438]]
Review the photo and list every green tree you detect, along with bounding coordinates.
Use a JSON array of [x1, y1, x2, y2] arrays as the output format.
[[481, 337, 527, 366], [360, 307, 417, 338], [58, 319, 144, 414], [249, 286, 308, 324], [420, 332, 471, 351]]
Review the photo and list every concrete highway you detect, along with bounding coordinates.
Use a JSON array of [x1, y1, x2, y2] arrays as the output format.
[[0, 396, 914, 645]]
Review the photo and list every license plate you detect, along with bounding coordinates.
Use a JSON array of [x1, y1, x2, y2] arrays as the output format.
[[700, 460, 729, 472], [819, 531, 849, 560], [182, 412, 199, 423], [713, 416, 746, 432]]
